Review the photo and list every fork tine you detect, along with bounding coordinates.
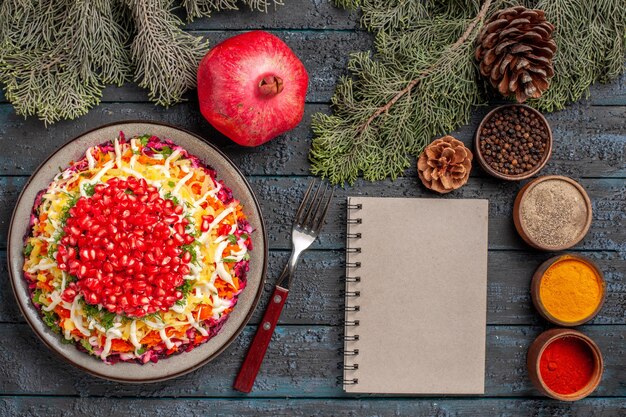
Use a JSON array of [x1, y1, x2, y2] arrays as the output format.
[[293, 180, 316, 225], [302, 183, 327, 229], [312, 186, 334, 233], [300, 182, 323, 227]]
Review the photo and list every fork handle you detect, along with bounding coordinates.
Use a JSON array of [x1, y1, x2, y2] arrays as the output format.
[[233, 285, 289, 393]]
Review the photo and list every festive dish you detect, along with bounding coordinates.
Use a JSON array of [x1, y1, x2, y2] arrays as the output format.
[[24, 133, 252, 363], [9, 122, 265, 382], [22, 132, 254, 364]]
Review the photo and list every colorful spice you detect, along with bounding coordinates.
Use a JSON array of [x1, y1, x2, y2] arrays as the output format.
[[478, 106, 549, 176], [540, 337, 596, 395], [520, 178, 589, 248], [539, 257, 604, 323]]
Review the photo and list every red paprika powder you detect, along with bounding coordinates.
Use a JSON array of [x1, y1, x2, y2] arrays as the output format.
[[539, 336, 595, 394]]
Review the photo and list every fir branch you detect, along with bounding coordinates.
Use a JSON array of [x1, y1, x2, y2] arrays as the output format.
[[531, 0, 626, 111], [182, 0, 283, 20], [0, 0, 132, 124], [313, 0, 626, 185], [125, 0, 210, 107], [182, 0, 239, 20], [0, 0, 286, 123], [358, 1, 493, 135], [310, 1, 496, 185]]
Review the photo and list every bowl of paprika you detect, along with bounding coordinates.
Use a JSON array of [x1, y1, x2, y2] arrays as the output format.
[[531, 254, 606, 326], [527, 328, 603, 401]]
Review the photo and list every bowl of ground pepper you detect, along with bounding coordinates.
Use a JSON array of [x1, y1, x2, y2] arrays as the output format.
[[475, 104, 552, 180], [527, 328, 603, 401], [513, 175, 592, 251], [531, 254, 606, 326]]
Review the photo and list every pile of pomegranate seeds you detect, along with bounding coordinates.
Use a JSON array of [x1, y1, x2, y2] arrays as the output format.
[[56, 176, 195, 317]]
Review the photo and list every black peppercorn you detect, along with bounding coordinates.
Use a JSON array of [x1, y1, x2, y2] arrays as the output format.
[[478, 106, 549, 176]]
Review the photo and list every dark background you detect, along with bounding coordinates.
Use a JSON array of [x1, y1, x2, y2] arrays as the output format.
[[0, 1, 624, 415]]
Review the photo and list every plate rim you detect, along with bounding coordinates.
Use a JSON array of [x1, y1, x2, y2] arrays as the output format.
[[7, 120, 268, 383]]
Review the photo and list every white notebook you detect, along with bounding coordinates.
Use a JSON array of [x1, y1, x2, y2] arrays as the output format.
[[343, 197, 489, 394]]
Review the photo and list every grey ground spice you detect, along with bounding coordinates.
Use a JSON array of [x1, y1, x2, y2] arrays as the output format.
[[520, 179, 589, 248]]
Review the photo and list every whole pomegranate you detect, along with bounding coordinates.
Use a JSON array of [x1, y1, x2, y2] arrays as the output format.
[[197, 31, 308, 147]]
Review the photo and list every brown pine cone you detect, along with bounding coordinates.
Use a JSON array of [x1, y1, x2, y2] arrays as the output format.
[[417, 136, 472, 194], [475, 6, 557, 103]]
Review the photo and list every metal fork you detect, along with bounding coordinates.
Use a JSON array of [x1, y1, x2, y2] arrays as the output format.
[[233, 180, 334, 393]]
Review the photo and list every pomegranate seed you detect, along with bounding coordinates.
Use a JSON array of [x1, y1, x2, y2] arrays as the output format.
[[61, 288, 76, 302], [56, 175, 191, 316], [164, 215, 178, 224]]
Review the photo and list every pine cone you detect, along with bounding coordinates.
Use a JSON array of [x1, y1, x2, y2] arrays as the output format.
[[475, 6, 557, 103], [417, 136, 472, 194]]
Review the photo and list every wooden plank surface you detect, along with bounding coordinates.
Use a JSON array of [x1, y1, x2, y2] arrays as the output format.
[[0, 0, 624, 414], [2, 249, 624, 326], [0, 324, 623, 398], [1, 104, 625, 179], [1, 397, 625, 417], [2, 176, 624, 252]]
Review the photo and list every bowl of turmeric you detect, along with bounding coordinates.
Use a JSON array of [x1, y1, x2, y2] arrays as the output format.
[[531, 254, 606, 327]]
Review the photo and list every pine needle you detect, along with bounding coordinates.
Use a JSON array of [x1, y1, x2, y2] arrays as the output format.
[[125, 0, 210, 107], [0, 0, 286, 123], [0, 0, 131, 124], [310, 0, 626, 185]]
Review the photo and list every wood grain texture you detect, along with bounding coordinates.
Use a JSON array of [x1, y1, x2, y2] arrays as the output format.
[[0, 33, 624, 106], [0, 103, 624, 178], [0, 324, 623, 398], [1, 397, 625, 417], [0, 0, 624, 413], [2, 250, 624, 326], [2, 176, 624, 252], [0, 30, 371, 106]]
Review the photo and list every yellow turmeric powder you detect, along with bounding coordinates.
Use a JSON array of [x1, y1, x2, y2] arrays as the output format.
[[539, 257, 604, 323]]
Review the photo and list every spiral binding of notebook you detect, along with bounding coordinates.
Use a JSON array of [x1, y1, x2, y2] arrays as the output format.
[[341, 200, 362, 386]]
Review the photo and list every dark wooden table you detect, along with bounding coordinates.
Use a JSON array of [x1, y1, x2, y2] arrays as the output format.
[[0, 2, 624, 416]]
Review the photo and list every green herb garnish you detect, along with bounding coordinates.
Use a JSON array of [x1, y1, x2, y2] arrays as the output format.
[[227, 234, 238, 244], [42, 310, 61, 333], [159, 146, 174, 157], [167, 180, 175, 188], [221, 257, 237, 263], [181, 240, 200, 264], [177, 279, 194, 299], [82, 183, 96, 196], [82, 301, 117, 330], [47, 243, 57, 259], [164, 191, 180, 205], [23, 243, 34, 257], [80, 339, 94, 354], [32, 289, 43, 305], [61, 337, 74, 344], [99, 311, 117, 330], [58, 193, 80, 225], [82, 302, 101, 318]]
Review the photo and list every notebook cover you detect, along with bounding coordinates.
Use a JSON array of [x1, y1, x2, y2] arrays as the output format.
[[344, 197, 488, 394]]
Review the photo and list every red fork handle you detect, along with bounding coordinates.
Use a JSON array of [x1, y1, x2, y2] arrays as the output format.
[[233, 285, 289, 393]]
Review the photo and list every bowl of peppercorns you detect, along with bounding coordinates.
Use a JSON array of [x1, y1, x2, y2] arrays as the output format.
[[475, 104, 552, 180]]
